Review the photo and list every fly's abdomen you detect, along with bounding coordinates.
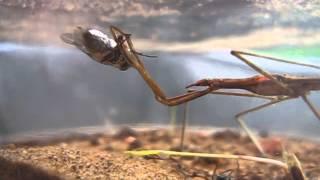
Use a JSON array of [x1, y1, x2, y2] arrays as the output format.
[[61, 27, 131, 71], [83, 29, 116, 53]]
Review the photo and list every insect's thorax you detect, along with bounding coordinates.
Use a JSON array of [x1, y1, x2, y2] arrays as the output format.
[[99, 48, 131, 71], [245, 75, 320, 96], [211, 75, 294, 96], [285, 76, 320, 95], [83, 29, 131, 71]]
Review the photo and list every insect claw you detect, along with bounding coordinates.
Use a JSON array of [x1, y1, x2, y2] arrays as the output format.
[[186, 79, 211, 88], [185, 83, 196, 89], [186, 89, 196, 93]]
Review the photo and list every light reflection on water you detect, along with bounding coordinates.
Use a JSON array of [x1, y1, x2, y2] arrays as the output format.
[[0, 42, 69, 53]]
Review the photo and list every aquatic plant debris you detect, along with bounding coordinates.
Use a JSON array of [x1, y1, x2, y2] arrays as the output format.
[[125, 150, 287, 168]]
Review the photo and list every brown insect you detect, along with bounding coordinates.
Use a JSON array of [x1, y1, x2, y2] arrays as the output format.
[[61, 26, 320, 155], [60, 26, 214, 106], [186, 51, 320, 154]]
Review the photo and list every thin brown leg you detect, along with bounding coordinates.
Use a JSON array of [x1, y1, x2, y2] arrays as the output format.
[[155, 88, 215, 106], [209, 91, 276, 100], [301, 94, 320, 121], [186, 89, 278, 154], [231, 51, 320, 70], [231, 50, 320, 96], [235, 96, 292, 155], [196, 88, 289, 154], [111, 26, 215, 106], [188, 89, 277, 101], [231, 51, 292, 94], [180, 102, 189, 151]]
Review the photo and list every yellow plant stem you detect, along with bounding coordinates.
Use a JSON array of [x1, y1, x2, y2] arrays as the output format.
[[126, 150, 287, 169], [283, 152, 306, 180]]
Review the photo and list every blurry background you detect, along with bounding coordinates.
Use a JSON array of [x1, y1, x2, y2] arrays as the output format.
[[0, 0, 319, 140]]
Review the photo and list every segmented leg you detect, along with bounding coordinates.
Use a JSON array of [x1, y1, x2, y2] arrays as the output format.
[[110, 26, 145, 68], [231, 50, 320, 96], [301, 94, 320, 121], [231, 51, 292, 94], [111, 26, 215, 106], [231, 51, 320, 70], [189, 89, 285, 154], [235, 96, 292, 155], [180, 102, 189, 151], [208, 91, 276, 100], [188, 89, 276, 100]]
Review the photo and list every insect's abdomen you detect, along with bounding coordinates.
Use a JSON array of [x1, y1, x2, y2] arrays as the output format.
[[82, 29, 131, 71]]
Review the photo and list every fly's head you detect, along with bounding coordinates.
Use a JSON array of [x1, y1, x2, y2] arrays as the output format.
[[60, 26, 131, 71]]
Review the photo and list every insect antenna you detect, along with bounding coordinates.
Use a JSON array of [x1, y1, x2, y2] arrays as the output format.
[[132, 50, 157, 58]]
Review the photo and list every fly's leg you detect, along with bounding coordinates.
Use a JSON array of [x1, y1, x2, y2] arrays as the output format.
[[301, 94, 320, 121], [235, 97, 292, 155]]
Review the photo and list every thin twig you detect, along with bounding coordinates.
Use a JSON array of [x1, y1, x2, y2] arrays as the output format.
[[126, 150, 287, 168]]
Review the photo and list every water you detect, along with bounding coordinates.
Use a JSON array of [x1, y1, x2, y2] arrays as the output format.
[[0, 0, 320, 141], [0, 43, 319, 141]]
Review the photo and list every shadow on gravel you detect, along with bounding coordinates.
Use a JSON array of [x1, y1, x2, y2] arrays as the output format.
[[0, 157, 63, 180]]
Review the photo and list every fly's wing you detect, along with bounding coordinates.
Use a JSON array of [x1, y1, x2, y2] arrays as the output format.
[[61, 26, 133, 71], [60, 33, 74, 45]]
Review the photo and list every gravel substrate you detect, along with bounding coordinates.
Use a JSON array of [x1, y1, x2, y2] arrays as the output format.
[[1, 128, 319, 179], [0, 140, 182, 179]]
